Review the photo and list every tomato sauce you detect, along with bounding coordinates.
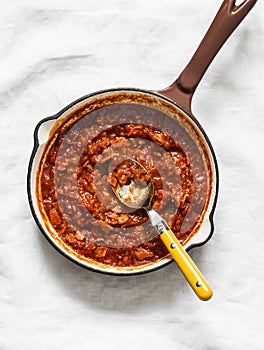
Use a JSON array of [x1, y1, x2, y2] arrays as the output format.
[[37, 103, 211, 267]]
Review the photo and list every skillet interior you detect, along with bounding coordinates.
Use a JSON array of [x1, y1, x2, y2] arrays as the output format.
[[28, 88, 218, 275]]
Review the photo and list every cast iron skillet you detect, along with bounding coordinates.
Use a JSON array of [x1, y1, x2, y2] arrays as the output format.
[[28, 0, 257, 275]]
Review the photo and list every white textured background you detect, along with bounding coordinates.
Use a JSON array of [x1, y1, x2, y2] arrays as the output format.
[[1, 0, 264, 349]]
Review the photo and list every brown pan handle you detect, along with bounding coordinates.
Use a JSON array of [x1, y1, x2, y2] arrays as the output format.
[[157, 0, 257, 115]]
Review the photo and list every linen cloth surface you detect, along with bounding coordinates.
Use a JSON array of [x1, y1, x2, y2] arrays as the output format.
[[0, 0, 264, 349]]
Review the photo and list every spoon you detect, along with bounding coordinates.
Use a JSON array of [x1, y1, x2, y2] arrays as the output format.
[[111, 158, 213, 301]]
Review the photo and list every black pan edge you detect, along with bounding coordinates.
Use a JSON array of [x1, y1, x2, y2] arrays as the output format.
[[27, 87, 219, 276]]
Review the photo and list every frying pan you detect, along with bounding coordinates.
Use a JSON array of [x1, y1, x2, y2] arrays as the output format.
[[28, 0, 257, 276]]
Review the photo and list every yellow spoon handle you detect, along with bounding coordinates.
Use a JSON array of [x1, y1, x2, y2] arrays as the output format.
[[159, 226, 213, 301]]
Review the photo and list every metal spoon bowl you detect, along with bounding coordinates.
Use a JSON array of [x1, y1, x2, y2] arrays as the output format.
[[112, 158, 154, 209]]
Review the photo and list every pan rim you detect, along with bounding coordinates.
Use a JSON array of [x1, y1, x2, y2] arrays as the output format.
[[27, 87, 219, 276]]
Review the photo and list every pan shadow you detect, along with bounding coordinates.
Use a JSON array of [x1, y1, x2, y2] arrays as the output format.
[[36, 226, 212, 313]]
